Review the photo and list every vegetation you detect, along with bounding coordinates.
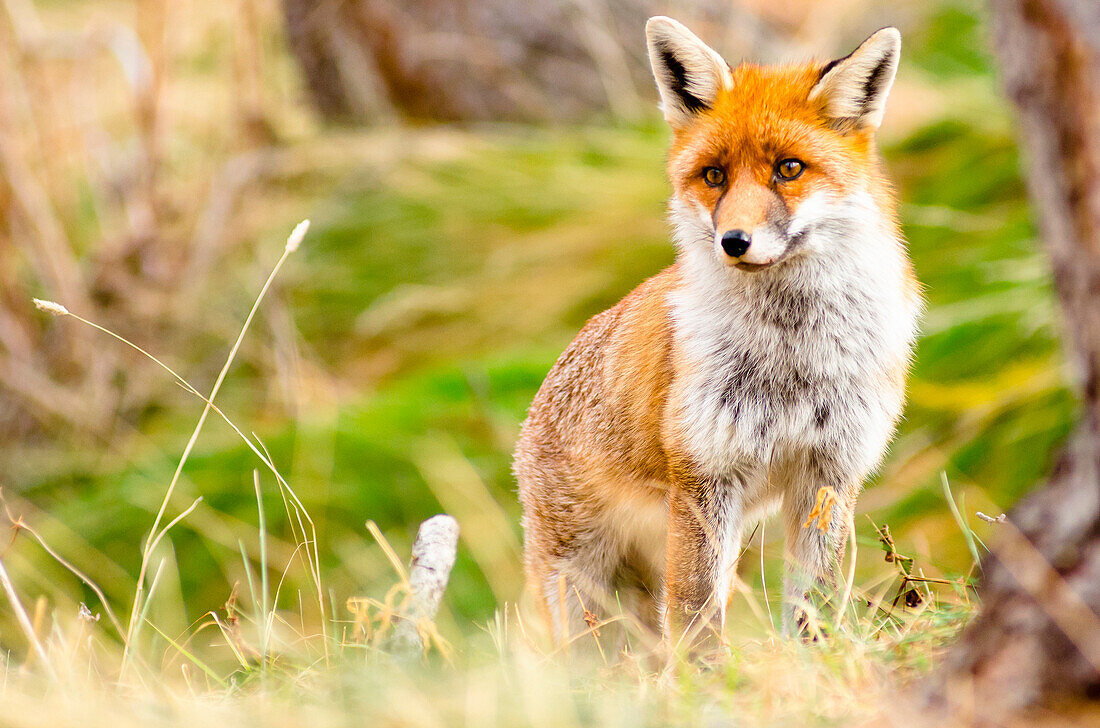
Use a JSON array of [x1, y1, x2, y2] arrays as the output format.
[[0, 0, 1076, 724]]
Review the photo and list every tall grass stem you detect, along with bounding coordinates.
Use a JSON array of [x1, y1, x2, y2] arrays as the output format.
[[0, 556, 55, 681], [122, 221, 308, 676], [940, 472, 982, 567]]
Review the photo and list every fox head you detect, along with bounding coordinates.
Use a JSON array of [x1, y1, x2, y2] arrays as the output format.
[[646, 17, 901, 272]]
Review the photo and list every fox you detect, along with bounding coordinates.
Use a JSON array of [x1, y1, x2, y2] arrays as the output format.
[[514, 16, 922, 644]]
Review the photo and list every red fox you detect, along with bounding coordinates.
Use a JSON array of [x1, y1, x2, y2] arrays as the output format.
[[514, 17, 921, 643]]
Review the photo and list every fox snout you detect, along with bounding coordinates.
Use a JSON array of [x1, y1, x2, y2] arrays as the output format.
[[714, 223, 794, 270], [711, 174, 795, 270]]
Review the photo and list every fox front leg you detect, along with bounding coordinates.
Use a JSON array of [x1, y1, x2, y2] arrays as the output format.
[[662, 466, 743, 647], [781, 474, 857, 637]]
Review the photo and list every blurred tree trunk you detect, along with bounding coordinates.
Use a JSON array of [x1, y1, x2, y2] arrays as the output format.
[[280, 0, 793, 124], [931, 0, 1100, 720]]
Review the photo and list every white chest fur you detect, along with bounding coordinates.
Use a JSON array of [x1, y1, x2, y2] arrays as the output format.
[[667, 192, 920, 483]]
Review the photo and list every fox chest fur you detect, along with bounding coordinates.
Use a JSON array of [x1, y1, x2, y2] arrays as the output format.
[[666, 201, 916, 496]]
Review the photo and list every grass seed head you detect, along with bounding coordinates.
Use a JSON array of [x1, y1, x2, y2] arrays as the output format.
[[286, 219, 310, 252], [32, 298, 69, 317]]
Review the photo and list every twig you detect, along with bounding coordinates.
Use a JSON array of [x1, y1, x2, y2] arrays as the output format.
[[387, 515, 459, 659]]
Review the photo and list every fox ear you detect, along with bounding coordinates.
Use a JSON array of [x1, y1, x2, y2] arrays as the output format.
[[810, 27, 901, 131], [646, 16, 732, 128]]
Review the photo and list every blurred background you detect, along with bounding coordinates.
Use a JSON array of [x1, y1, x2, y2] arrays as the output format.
[[0, 0, 1068, 655]]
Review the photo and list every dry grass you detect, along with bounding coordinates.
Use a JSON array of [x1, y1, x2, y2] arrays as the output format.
[[0, 0, 312, 438]]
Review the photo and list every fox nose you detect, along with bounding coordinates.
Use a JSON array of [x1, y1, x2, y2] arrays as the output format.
[[720, 229, 752, 258]]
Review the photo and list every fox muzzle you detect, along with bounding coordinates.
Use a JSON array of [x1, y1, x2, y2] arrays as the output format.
[[715, 224, 792, 270]]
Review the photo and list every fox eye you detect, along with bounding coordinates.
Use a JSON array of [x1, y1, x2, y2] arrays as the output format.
[[776, 159, 805, 181], [702, 167, 726, 187]]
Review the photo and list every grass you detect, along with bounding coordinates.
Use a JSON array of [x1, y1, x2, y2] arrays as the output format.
[[2, 216, 982, 726], [0, 624, 965, 728], [7, 115, 1058, 624], [0, 113, 1065, 723]]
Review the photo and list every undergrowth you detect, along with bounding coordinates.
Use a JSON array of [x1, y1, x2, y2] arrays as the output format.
[[0, 220, 983, 728]]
